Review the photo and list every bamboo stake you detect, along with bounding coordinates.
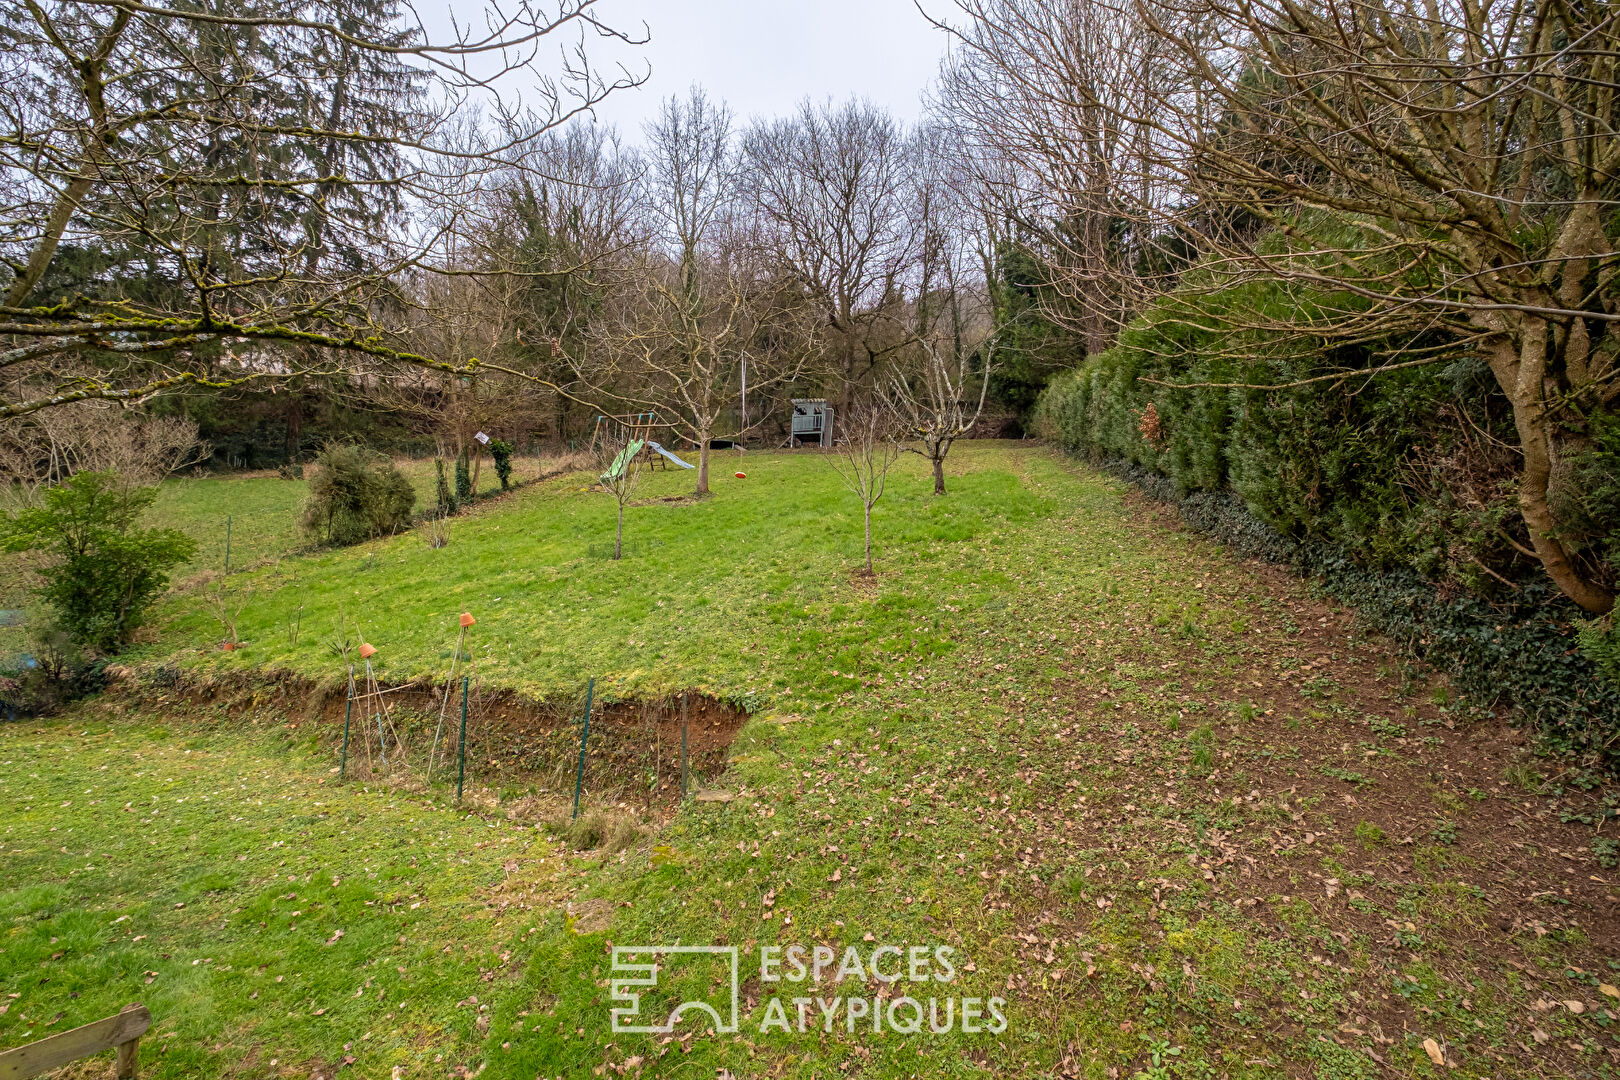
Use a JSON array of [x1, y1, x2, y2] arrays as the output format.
[[358, 644, 377, 775], [364, 658, 386, 770], [339, 665, 354, 778], [456, 676, 469, 802]]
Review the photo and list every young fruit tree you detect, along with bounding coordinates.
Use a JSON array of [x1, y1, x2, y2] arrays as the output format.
[[828, 400, 904, 575], [593, 420, 645, 561], [888, 124, 997, 495]]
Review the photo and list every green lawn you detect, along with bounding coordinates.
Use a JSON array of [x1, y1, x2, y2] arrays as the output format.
[[144, 446, 1056, 703], [4, 444, 1614, 1079], [0, 715, 559, 1079], [148, 456, 537, 582], [0, 455, 538, 656]]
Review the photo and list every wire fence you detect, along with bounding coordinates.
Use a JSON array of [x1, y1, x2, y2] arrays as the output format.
[[321, 677, 740, 811]]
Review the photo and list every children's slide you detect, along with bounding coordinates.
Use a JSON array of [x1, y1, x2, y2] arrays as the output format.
[[600, 440, 695, 482], [601, 439, 645, 482], [646, 441, 695, 469]]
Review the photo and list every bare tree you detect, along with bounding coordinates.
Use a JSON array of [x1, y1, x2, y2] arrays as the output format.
[[0, 404, 208, 504], [927, 0, 1168, 354], [888, 124, 997, 494], [0, 0, 647, 420], [742, 99, 918, 403], [889, 337, 992, 495], [469, 120, 648, 438], [828, 399, 904, 574], [592, 416, 644, 560], [587, 89, 811, 494]]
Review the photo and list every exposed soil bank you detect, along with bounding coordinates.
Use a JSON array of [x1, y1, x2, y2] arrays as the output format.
[[115, 666, 748, 804]]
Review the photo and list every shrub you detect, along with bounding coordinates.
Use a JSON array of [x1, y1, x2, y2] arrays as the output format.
[[0, 626, 108, 715], [455, 449, 472, 503], [489, 439, 515, 490], [434, 457, 457, 515], [0, 471, 197, 651], [300, 444, 414, 546]]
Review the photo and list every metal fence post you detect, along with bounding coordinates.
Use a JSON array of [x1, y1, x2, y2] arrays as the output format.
[[572, 677, 595, 820]]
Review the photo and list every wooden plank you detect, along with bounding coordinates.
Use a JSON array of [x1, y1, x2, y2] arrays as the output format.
[[0, 1004, 150, 1080]]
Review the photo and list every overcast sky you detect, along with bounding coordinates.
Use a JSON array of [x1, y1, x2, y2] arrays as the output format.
[[572, 0, 954, 135]]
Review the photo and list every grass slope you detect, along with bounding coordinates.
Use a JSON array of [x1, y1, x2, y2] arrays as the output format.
[[4, 444, 1617, 1080], [147, 447, 1054, 704]]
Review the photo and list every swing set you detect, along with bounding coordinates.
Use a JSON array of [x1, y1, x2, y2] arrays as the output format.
[[588, 412, 695, 479]]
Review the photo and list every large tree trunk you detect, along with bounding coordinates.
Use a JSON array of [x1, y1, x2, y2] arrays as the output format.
[[931, 439, 946, 495], [7, 11, 130, 307], [1486, 326, 1615, 614], [695, 426, 711, 495], [7, 175, 93, 307]]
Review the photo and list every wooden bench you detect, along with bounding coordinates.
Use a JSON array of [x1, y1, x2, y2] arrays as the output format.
[[0, 1003, 151, 1080]]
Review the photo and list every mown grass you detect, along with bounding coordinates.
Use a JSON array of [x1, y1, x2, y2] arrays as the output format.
[[4, 444, 1611, 1079], [149, 456, 536, 581], [145, 447, 1056, 704], [0, 713, 567, 1079], [0, 455, 538, 657]]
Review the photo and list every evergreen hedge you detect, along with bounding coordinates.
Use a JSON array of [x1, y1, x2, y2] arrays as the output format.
[[1034, 286, 1620, 765]]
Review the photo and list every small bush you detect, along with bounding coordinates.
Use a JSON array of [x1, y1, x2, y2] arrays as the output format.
[[300, 445, 414, 546], [490, 439, 515, 490], [455, 450, 472, 503], [0, 471, 197, 651], [434, 457, 457, 515], [0, 626, 107, 715]]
